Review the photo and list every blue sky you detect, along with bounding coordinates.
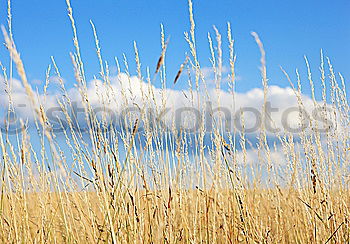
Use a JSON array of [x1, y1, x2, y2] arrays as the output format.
[[0, 0, 349, 94]]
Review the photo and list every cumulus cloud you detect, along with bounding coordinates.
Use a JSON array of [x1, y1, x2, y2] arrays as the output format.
[[0, 73, 341, 136], [1, 73, 347, 172]]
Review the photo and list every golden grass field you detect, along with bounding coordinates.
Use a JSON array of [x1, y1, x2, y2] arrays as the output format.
[[1, 189, 349, 243], [0, 0, 349, 243]]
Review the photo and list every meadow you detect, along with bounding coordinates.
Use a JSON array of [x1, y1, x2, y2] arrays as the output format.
[[0, 0, 349, 243]]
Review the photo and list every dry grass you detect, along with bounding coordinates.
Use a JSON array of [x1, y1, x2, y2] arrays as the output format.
[[1, 189, 349, 243], [0, 0, 349, 243]]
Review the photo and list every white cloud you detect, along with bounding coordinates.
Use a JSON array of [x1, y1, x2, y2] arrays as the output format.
[[1, 73, 348, 174], [0, 73, 343, 136]]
